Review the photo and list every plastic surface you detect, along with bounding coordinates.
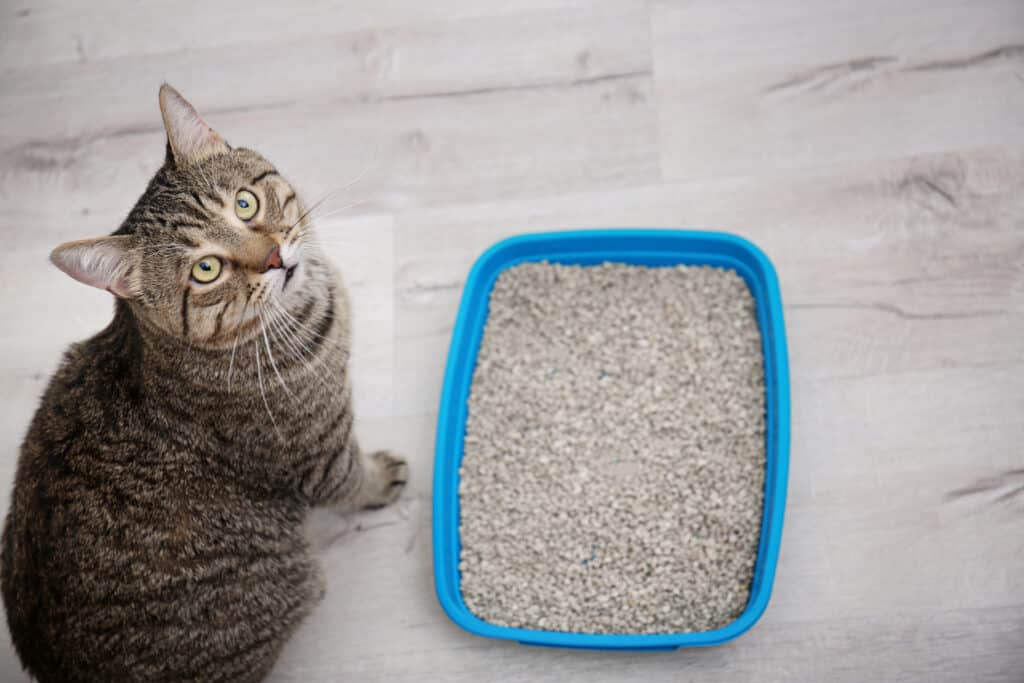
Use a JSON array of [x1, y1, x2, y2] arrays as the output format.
[[432, 229, 790, 650]]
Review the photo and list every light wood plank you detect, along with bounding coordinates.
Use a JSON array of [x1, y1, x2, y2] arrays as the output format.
[[0, 0, 610, 71], [0, 1, 650, 140], [651, 0, 1024, 181]]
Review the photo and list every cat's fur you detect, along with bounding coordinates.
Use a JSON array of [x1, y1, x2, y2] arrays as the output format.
[[0, 85, 407, 682]]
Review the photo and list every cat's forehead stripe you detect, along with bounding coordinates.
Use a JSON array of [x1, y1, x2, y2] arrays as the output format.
[[203, 191, 225, 208], [250, 169, 278, 185]]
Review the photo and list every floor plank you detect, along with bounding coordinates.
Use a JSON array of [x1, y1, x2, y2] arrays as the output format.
[[0, 0, 603, 70], [651, 0, 1024, 180]]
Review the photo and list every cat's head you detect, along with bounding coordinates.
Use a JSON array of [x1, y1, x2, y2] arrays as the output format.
[[51, 84, 313, 348]]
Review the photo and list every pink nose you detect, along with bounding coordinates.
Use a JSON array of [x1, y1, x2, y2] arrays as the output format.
[[263, 246, 283, 272]]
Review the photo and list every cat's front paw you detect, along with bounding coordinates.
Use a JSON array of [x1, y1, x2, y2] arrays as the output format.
[[361, 450, 408, 509]]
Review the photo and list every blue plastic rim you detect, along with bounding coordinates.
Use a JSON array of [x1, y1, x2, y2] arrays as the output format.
[[432, 229, 791, 650]]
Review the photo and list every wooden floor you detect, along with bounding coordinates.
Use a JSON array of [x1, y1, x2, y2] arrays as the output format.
[[1, 1, 1023, 680]]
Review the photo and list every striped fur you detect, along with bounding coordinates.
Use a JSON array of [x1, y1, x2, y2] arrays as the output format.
[[0, 87, 407, 683]]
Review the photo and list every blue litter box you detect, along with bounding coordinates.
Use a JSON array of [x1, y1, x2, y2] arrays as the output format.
[[432, 229, 790, 650]]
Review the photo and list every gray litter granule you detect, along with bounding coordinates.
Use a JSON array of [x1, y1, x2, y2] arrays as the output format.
[[458, 261, 766, 635]]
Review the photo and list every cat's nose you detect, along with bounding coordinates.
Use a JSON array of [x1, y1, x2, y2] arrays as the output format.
[[262, 246, 283, 272]]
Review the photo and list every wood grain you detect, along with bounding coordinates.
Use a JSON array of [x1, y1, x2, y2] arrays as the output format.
[[0, 1, 1022, 681], [652, 0, 1024, 180], [0, 0, 609, 70]]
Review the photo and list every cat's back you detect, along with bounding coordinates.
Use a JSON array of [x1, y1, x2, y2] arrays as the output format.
[[1, 316, 319, 681], [1, 315, 150, 676]]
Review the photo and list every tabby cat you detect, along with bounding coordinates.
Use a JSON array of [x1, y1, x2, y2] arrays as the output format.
[[1, 85, 407, 682]]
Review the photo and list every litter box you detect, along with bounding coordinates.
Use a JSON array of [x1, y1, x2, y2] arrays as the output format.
[[432, 229, 790, 650]]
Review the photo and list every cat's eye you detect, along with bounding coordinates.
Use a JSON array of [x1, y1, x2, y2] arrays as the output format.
[[234, 190, 259, 221], [191, 256, 223, 284]]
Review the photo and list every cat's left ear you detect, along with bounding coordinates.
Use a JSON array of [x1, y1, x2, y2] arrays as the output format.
[[159, 83, 229, 167], [50, 236, 141, 299]]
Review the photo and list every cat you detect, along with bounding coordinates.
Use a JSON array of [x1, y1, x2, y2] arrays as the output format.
[[0, 84, 407, 682]]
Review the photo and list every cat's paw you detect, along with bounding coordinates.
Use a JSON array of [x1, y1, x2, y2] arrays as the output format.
[[361, 450, 408, 509]]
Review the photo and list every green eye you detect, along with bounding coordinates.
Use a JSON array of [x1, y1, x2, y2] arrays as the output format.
[[234, 190, 258, 221], [191, 256, 223, 284]]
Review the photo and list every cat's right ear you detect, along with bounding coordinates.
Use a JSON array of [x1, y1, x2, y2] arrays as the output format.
[[50, 236, 141, 299], [159, 83, 229, 167]]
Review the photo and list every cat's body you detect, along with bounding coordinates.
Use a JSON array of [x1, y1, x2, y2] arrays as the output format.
[[1, 86, 406, 682]]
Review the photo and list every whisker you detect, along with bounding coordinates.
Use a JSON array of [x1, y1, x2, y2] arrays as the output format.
[[285, 162, 378, 237], [271, 299, 340, 370], [298, 200, 372, 231], [287, 189, 348, 237], [297, 239, 365, 254], [264, 303, 335, 390], [267, 300, 335, 368], [257, 306, 295, 400], [263, 306, 310, 368], [285, 225, 321, 251], [267, 302, 341, 391], [332, 163, 374, 197], [227, 298, 250, 390], [299, 233, 367, 246], [269, 297, 333, 344], [321, 198, 372, 217], [254, 341, 285, 443], [264, 303, 314, 363]]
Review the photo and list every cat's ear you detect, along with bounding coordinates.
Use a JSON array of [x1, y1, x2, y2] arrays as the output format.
[[159, 83, 229, 166], [50, 236, 141, 299]]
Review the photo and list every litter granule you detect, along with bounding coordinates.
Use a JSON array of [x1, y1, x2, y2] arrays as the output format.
[[458, 261, 766, 634]]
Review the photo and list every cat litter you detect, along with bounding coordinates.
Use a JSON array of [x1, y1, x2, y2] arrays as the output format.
[[457, 261, 766, 635]]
